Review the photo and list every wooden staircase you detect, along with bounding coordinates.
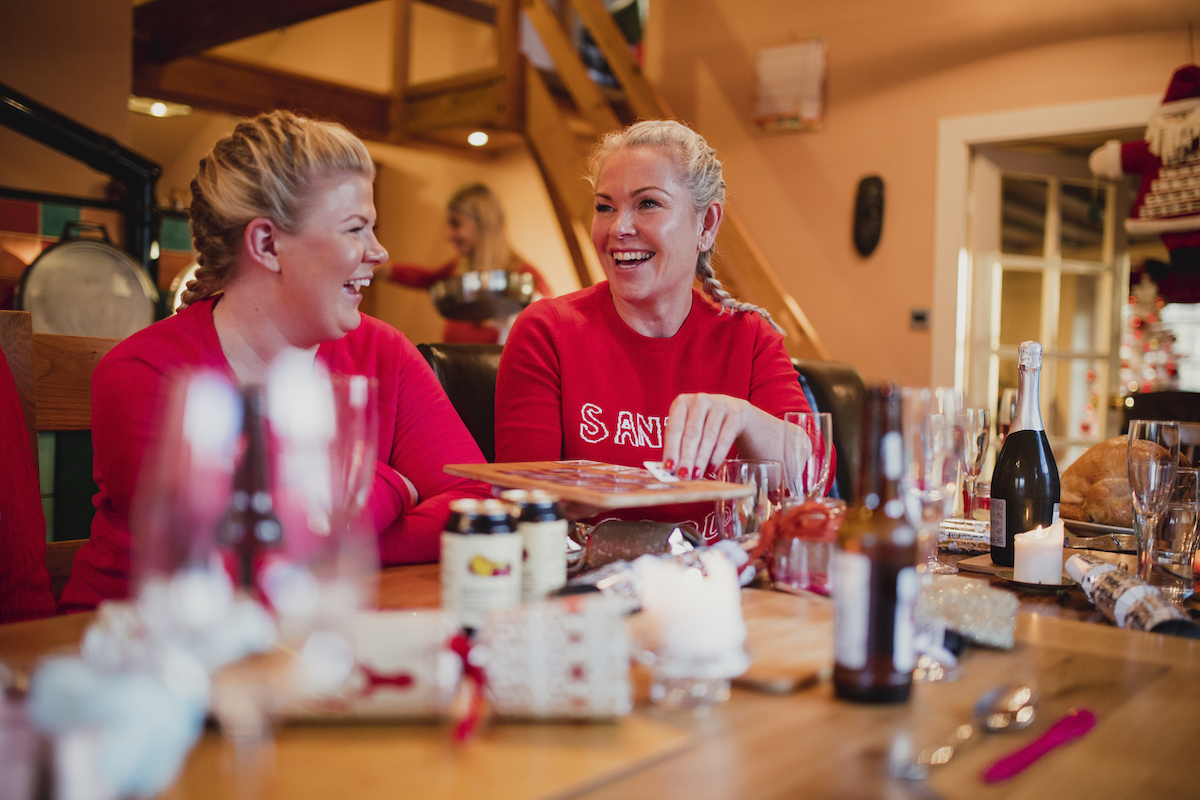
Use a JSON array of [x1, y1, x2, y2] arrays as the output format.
[[133, 0, 827, 359]]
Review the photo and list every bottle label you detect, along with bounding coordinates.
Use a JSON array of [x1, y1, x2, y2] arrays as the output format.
[[1052, 503, 1060, 523], [893, 567, 917, 672], [441, 532, 523, 629], [833, 551, 870, 670], [990, 498, 1006, 548], [519, 519, 568, 601]]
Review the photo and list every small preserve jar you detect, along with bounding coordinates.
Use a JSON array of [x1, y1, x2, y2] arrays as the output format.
[[441, 498, 523, 631], [832, 384, 919, 703], [500, 489, 568, 601]]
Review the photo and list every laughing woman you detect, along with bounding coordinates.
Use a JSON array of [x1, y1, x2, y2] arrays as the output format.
[[60, 111, 490, 611], [494, 120, 819, 538]]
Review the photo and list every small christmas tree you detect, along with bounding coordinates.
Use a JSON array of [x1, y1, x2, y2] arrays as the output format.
[[1120, 273, 1181, 396]]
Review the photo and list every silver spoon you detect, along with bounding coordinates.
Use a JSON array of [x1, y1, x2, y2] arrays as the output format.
[[895, 682, 1039, 780]]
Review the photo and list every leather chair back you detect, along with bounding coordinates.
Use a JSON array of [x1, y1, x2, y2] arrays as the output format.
[[417, 342, 504, 462], [793, 358, 866, 502]]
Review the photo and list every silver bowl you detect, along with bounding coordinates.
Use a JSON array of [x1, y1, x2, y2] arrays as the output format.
[[430, 269, 536, 322]]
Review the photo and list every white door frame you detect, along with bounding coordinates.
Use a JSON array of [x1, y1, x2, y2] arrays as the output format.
[[931, 94, 1160, 390]]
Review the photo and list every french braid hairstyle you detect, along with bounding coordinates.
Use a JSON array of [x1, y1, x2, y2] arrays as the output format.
[[181, 110, 375, 306], [586, 119, 784, 334], [446, 183, 513, 273]]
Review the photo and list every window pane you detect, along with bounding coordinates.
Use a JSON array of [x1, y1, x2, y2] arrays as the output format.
[[1060, 182, 1105, 262], [1001, 177, 1047, 256], [999, 270, 1042, 346], [1046, 358, 1106, 444], [1058, 272, 1104, 354]]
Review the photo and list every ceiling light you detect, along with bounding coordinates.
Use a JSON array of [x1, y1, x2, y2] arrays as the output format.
[[128, 96, 192, 118], [467, 131, 489, 147]]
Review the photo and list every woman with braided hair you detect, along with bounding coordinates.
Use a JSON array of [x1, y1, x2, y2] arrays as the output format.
[[61, 111, 490, 611], [494, 119, 821, 537]]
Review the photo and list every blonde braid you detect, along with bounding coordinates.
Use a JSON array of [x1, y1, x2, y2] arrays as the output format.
[[589, 119, 784, 336]]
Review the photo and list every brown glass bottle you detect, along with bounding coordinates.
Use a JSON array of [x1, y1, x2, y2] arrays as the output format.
[[832, 384, 920, 703], [217, 386, 283, 591]]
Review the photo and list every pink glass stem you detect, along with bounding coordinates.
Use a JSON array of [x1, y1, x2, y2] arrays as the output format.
[[980, 707, 1096, 784]]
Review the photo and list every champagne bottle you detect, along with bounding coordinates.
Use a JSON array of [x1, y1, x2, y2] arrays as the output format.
[[989, 341, 1060, 567], [217, 386, 283, 591], [833, 385, 919, 703]]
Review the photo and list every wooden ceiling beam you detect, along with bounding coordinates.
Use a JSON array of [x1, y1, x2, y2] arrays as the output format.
[[133, 55, 391, 142], [135, 0, 496, 64]]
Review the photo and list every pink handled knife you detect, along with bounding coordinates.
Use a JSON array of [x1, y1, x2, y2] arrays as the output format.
[[980, 707, 1097, 784]]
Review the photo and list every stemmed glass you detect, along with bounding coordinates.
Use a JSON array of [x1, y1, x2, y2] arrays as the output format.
[[900, 388, 962, 576], [714, 459, 782, 542], [960, 408, 991, 520], [1127, 420, 1180, 583], [996, 389, 1017, 450], [782, 411, 833, 501]]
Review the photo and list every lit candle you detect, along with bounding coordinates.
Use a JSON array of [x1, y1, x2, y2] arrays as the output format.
[[1013, 518, 1065, 584]]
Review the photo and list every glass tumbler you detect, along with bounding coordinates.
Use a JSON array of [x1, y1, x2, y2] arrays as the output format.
[[714, 459, 783, 542]]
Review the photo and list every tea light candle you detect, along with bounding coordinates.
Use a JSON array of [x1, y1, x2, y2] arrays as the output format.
[[1013, 518, 1065, 584]]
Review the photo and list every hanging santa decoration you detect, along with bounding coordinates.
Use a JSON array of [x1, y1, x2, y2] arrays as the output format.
[[1089, 64, 1200, 273]]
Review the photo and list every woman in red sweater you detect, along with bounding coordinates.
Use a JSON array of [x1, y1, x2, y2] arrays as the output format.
[[383, 183, 551, 344], [61, 111, 490, 611], [494, 120, 824, 538]]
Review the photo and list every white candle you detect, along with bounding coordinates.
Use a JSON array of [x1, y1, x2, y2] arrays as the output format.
[[1013, 518, 1065, 584]]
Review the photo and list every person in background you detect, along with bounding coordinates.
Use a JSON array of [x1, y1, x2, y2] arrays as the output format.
[[494, 119, 824, 539], [60, 111, 490, 612], [383, 183, 552, 344]]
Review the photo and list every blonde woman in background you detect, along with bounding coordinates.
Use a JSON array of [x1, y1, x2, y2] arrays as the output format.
[[384, 183, 552, 343]]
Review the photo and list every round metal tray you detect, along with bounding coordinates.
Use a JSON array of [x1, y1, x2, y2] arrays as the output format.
[[430, 269, 535, 322], [18, 238, 158, 338]]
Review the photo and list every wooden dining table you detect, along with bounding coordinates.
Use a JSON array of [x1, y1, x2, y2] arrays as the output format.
[[2, 559, 1199, 799]]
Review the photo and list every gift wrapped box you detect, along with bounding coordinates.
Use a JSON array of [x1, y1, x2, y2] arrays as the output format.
[[477, 594, 632, 720], [284, 610, 462, 720]]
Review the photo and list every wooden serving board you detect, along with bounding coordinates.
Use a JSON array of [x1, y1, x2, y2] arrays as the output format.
[[734, 587, 833, 694], [444, 460, 754, 509]]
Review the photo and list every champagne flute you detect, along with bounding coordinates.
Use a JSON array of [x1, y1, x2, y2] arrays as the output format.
[[900, 388, 961, 576], [996, 389, 1017, 449], [783, 411, 833, 501], [960, 408, 991, 520], [1127, 420, 1180, 584]]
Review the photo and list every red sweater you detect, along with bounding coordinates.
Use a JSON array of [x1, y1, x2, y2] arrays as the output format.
[[60, 298, 491, 612], [494, 284, 813, 538], [388, 260, 552, 344], [0, 349, 56, 622]]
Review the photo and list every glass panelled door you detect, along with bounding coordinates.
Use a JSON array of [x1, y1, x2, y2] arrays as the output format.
[[966, 147, 1131, 468]]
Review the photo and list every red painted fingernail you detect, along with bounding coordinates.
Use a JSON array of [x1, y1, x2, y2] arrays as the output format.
[[692, 467, 702, 479], [664, 459, 674, 472], [677, 467, 689, 479]]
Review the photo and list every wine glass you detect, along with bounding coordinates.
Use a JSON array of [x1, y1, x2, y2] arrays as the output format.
[[714, 459, 782, 542], [782, 411, 833, 501], [960, 408, 991, 520], [1127, 420, 1180, 584], [900, 388, 961, 576], [996, 388, 1017, 449]]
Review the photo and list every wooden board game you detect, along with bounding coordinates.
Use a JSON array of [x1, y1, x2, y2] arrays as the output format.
[[443, 460, 755, 509]]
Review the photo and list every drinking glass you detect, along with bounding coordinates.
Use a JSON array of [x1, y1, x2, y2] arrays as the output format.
[[960, 408, 990, 520], [996, 389, 1017, 449], [714, 459, 782, 542], [1127, 420, 1180, 584], [1158, 468, 1197, 581], [782, 411, 833, 501], [900, 387, 961, 575]]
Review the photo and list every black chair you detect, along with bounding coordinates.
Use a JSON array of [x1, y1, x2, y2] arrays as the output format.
[[793, 358, 866, 501], [417, 343, 504, 462]]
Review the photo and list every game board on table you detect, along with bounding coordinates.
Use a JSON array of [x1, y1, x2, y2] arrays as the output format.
[[443, 460, 755, 509]]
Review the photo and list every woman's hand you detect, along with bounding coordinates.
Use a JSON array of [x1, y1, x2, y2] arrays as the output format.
[[661, 393, 754, 479], [661, 393, 797, 480]]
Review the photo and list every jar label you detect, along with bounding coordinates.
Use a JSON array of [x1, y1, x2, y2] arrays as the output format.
[[833, 551, 870, 669], [893, 566, 917, 672], [441, 532, 523, 629], [990, 498, 1006, 548], [519, 519, 568, 601]]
